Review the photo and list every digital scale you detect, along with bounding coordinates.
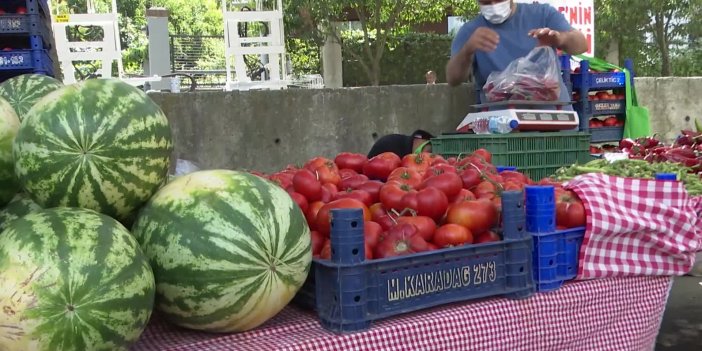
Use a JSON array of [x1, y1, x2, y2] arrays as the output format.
[[456, 100, 580, 133]]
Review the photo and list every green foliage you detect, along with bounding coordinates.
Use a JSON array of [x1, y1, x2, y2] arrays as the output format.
[[286, 38, 321, 76]]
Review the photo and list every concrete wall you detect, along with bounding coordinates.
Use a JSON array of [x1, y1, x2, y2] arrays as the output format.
[[149, 85, 475, 173], [149, 78, 700, 173]]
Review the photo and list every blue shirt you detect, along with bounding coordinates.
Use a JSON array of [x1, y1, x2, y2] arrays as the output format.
[[451, 3, 573, 108]]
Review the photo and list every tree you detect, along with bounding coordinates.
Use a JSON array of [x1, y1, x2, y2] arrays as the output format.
[[285, 0, 478, 86]]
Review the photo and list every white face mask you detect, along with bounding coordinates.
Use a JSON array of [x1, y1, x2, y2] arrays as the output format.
[[480, 1, 512, 24]]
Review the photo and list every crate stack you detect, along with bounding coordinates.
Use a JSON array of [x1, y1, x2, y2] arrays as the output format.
[[0, 0, 55, 82], [562, 55, 636, 153]]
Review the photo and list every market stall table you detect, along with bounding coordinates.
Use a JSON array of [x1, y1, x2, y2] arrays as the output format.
[[132, 276, 672, 351]]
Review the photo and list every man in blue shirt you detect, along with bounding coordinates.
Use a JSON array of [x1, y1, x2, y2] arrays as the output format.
[[446, 0, 588, 106]]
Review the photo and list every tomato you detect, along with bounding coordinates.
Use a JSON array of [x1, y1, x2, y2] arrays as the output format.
[[339, 168, 359, 179], [334, 152, 368, 173], [288, 191, 309, 214], [379, 182, 412, 211], [357, 180, 383, 203], [415, 187, 449, 222], [334, 189, 373, 207], [423, 163, 457, 179], [320, 239, 331, 260], [556, 190, 587, 228], [474, 230, 501, 244], [596, 91, 608, 100], [503, 181, 522, 191], [447, 157, 458, 165], [269, 172, 294, 189], [364, 221, 383, 247], [16, 7, 27, 14], [420, 172, 463, 199], [603, 116, 618, 127], [446, 200, 497, 235], [433, 224, 473, 248], [472, 148, 492, 164], [388, 167, 423, 188], [499, 171, 528, 185], [320, 183, 338, 203], [304, 156, 333, 170], [474, 181, 498, 200], [369, 202, 386, 221], [400, 190, 419, 213], [306, 201, 325, 230], [375, 214, 397, 231], [451, 188, 477, 203], [363, 152, 402, 181], [339, 174, 369, 191], [292, 169, 322, 202], [315, 198, 371, 236], [374, 223, 431, 259], [459, 168, 482, 190], [401, 153, 433, 174], [428, 154, 448, 165], [314, 164, 341, 186], [396, 216, 437, 241], [311, 231, 325, 256]]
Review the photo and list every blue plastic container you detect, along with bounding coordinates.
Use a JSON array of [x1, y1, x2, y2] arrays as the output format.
[[496, 166, 517, 173], [0, 0, 50, 17], [531, 228, 585, 292], [0, 48, 52, 74], [295, 191, 535, 334], [590, 126, 624, 143], [655, 173, 678, 181], [0, 14, 53, 50]]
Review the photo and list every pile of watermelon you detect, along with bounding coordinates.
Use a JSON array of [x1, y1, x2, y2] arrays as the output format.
[[0, 74, 312, 349]]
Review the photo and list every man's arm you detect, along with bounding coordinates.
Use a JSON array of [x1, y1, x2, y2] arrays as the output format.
[[446, 45, 474, 87], [558, 29, 588, 55], [446, 26, 499, 87]]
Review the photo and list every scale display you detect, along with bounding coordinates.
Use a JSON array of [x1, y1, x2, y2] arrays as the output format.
[[457, 108, 580, 133]]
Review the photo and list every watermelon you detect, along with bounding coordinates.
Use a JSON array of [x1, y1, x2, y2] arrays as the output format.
[[0, 192, 42, 231], [13, 78, 173, 222], [0, 96, 20, 207], [132, 170, 312, 333], [0, 208, 155, 350], [0, 74, 63, 121]]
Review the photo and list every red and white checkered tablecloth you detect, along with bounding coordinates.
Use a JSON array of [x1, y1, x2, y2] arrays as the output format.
[[131, 276, 672, 351], [564, 174, 702, 279]]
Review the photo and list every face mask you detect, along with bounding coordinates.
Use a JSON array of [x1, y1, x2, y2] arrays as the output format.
[[480, 1, 512, 24]]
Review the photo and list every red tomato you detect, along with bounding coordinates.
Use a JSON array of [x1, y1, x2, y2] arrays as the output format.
[[293, 169, 322, 202], [474, 230, 501, 244], [446, 200, 497, 235], [396, 216, 437, 242], [503, 181, 523, 191], [334, 152, 368, 173], [401, 152, 433, 174], [311, 231, 325, 256], [364, 221, 383, 247], [315, 198, 371, 236], [433, 224, 473, 248], [375, 214, 397, 231], [320, 240, 331, 260], [472, 148, 492, 164], [420, 172, 463, 199], [374, 223, 431, 259], [415, 187, 449, 222], [379, 182, 412, 211], [339, 168, 359, 179], [499, 171, 528, 185], [428, 154, 447, 165], [451, 188, 477, 203], [357, 180, 383, 203], [363, 152, 402, 181], [400, 190, 419, 213], [423, 163, 457, 179], [288, 191, 309, 214], [269, 172, 294, 189], [305, 157, 341, 185], [306, 201, 325, 230], [338, 174, 369, 191], [603, 116, 618, 127], [334, 189, 373, 207], [459, 168, 482, 190], [473, 181, 498, 200], [556, 191, 587, 228], [16, 7, 27, 14], [369, 202, 386, 222], [387, 167, 423, 188]]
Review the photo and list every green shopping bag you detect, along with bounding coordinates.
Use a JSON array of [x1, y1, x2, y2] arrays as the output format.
[[574, 55, 652, 138]]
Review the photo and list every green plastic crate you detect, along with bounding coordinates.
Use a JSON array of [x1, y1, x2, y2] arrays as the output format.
[[431, 132, 592, 180]]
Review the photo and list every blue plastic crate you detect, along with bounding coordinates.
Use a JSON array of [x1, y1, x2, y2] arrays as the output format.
[[531, 228, 585, 292], [0, 14, 52, 49], [571, 71, 627, 90], [0, 48, 52, 74], [0, 0, 50, 17], [294, 191, 534, 333], [575, 99, 626, 116], [590, 126, 624, 143]]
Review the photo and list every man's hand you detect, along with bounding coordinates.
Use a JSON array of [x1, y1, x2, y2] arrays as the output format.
[[466, 27, 500, 54], [528, 27, 564, 48]]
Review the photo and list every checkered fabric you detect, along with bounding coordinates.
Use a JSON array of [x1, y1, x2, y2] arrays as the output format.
[[132, 276, 671, 351], [564, 173, 702, 279]]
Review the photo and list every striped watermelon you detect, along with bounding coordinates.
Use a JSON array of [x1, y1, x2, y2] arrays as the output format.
[[0, 96, 20, 207], [0, 193, 42, 231], [13, 78, 173, 223], [132, 170, 312, 332], [0, 74, 63, 121], [0, 208, 155, 350]]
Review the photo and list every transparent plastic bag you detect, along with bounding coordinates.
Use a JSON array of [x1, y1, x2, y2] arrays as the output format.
[[483, 46, 561, 102], [174, 159, 201, 176]]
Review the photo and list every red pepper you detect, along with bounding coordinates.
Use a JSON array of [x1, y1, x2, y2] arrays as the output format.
[[635, 136, 661, 149], [619, 138, 637, 150]]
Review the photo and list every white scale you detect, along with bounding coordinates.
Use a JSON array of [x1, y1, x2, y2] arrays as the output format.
[[456, 100, 581, 133]]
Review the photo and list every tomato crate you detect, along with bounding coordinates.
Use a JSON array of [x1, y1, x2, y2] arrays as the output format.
[[293, 191, 534, 334], [525, 185, 585, 292], [0, 14, 53, 49], [0, 0, 50, 18], [431, 132, 591, 181], [575, 99, 626, 116], [0, 48, 53, 74], [590, 126, 624, 143]]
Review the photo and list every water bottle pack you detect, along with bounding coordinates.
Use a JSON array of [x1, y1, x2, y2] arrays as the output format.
[[473, 116, 519, 134]]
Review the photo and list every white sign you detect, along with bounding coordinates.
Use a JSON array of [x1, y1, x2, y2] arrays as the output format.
[[516, 0, 595, 56]]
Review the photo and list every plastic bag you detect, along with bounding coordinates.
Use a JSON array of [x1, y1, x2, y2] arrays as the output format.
[[174, 159, 201, 176], [483, 46, 561, 102]]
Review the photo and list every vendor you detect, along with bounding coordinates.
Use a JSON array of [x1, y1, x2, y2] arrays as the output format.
[[368, 130, 434, 158], [446, 0, 588, 108]]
